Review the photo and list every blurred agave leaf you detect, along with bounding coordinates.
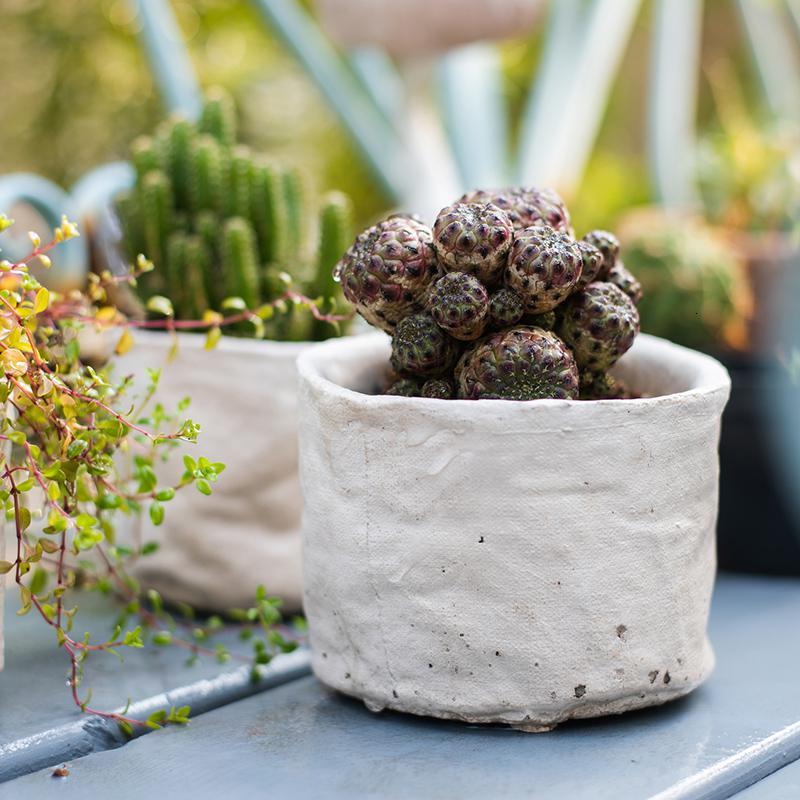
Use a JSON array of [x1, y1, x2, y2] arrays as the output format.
[[518, 0, 642, 192], [735, 0, 800, 122], [249, 0, 412, 203], [131, 0, 202, 118], [647, 0, 702, 209], [438, 43, 510, 191]]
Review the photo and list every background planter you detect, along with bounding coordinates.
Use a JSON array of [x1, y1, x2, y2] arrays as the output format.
[[115, 331, 308, 613], [316, 0, 542, 56], [298, 333, 730, 729], [716, 232, 800, 574], [716, 352, 800, 575]]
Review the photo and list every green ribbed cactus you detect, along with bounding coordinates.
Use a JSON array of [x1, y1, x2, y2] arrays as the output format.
[[116, 88, 354, 341], [309, 192, 354, 341], [199, 86, 237, 148]]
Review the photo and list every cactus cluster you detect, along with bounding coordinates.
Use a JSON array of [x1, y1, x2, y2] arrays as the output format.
[[336, 186, 643, 401], [116, 88, 354, 340]]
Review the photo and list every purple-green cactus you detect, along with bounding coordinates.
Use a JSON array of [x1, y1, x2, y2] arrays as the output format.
[[527, 310, 557, 330], [488, 288, 525, 329], [337, 215, 441, 333], [581, 230, 620, 278], [339, 185, 644, 402], [558, 282, 640, 372], [507, 226, 583, 313], [432, 202, 513, 285], [575, 240, 604, 290], [421, 378, 455, 399], [428, 271, 490, 341], [606, 261, 643, 304], [456, 327, 579, 401], [579, 371, 630, 400], [385, 377, 422, 397], [390, 312, 460, 377], [461, 186, 572, 233]]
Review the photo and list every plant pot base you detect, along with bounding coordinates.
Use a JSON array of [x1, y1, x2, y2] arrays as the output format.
[[314, 651, 712, 731]]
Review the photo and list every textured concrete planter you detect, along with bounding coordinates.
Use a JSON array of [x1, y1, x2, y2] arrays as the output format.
[[297, 333, 731, 730], [115, 331, 308, 613]]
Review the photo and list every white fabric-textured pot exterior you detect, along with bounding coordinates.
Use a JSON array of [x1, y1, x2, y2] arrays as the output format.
[[297, 333, 731, 729], [316, 0, 542, 56], [115, 331, 307, 612]]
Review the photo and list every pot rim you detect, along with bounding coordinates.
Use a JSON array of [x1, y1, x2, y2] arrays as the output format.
[[298, 332, 731, 414]]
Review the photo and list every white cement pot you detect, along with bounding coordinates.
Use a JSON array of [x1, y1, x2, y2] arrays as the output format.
[[114, 331, 308, 613], [297, 333, 731, 730], [316, 0, 543, 57]]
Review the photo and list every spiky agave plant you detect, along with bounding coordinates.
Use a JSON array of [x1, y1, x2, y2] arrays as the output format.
[[116, 89, 355, 341]]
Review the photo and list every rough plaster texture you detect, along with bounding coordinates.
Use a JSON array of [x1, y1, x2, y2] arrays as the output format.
[[114, 331, 307, 613], [297, 333, 731, 729]]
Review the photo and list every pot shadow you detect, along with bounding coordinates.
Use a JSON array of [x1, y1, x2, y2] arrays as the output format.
[[317, 679, 703, 739]]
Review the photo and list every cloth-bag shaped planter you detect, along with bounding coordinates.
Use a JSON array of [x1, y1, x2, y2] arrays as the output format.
[[115, 331, 308, 612], [298, 333, 731, 729]]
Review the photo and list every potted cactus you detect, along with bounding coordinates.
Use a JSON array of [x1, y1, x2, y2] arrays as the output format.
[[110, 89, 355, 613], [297, 187, 730, 729]]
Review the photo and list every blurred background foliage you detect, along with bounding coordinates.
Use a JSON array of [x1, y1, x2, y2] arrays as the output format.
[[0, 0, 780, 233]]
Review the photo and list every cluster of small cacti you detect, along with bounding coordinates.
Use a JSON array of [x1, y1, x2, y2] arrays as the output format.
[[336, 187, 642, 401], [116, 88, 354, 340]]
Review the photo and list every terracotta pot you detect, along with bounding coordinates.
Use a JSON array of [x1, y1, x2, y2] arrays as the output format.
[[297, 332, 730, 730], [316, 0, 542, 57], [114, 331, 308, 613]]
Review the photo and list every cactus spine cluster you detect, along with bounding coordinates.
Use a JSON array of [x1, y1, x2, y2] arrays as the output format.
[[337, 186, 643, 401], [117, 89, 354, 341]]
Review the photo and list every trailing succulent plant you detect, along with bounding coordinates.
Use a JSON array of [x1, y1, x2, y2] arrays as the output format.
[[336, 186, 643, 401], [116, 88, 354, 341]]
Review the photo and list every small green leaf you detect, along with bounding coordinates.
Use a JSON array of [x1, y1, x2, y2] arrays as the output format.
[[146, 295, 174, 317], [195, 479, 211, 496], [149, 502, 164, 526], [0, 560, 14, 574], [205, 326, 221, 351], [221, 296, 247, 311]]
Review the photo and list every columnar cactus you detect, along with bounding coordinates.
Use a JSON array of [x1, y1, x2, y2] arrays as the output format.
[[337, 185, 645, 401], [117, 88, 354, 341]]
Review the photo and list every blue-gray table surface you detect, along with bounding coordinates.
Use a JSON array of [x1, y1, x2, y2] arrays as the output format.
[[2, 574, 800, 799]]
